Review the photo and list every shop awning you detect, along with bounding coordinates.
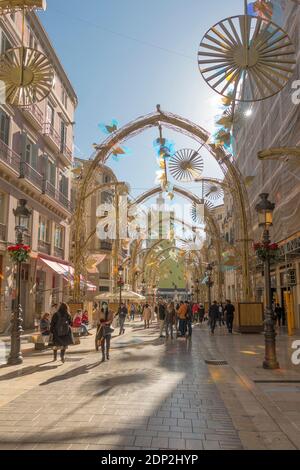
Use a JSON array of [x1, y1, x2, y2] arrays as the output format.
[[39, 257, 97, 292]]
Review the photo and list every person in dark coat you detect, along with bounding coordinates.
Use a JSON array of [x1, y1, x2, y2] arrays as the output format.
[[209, 301, 219, 335], [50, 303, 74, 362], [224, 300, 235, 334]]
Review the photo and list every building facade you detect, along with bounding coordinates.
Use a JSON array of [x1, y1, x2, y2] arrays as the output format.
[[227, 2, 300, 327], [0, 11, 77, 331]]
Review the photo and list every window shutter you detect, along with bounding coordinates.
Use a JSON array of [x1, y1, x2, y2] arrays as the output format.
[[31, 143, 38, 170], [20, 132, 28, 177], [0, 109, 10, 145]]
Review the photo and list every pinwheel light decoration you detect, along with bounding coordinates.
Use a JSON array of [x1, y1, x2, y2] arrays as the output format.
[[191, 200, 214, 225], [198, 11, 296, 103], [0, 0, 54, 107], [204, 182, 224, 203], [169, 148, 204, 182]]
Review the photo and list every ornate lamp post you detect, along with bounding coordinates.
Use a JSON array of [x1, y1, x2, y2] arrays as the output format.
[[117, 265, 124, 310], [205, 264, 214, 307], [8, 199, 31, 365], [255, 193, 279, 370]]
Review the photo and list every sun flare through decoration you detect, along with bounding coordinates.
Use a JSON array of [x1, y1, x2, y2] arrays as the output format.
[[198, 14, 296, 102], [169, 148, 204, 182]]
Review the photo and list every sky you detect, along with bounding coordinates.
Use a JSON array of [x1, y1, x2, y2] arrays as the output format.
[[39, 0, 243, 200]]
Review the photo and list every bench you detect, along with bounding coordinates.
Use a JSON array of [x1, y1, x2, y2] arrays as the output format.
[[31, 334, 50, 351], [72, 327, 81, 344]]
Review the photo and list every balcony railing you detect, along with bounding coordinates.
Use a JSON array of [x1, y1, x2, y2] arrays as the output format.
[[99, 241, 113, 251], [0, 223, 6, 242], [0, 139, 21, 173], [23, 104, 43, 127], [42, 122, 61, 149], [21, 162, 43, 190], [99, 273, 110, 280], [54, 246, 64, 259], [38, 240, 51, 255], [60, 143, 73, 161], [44, 181, 72, 212]]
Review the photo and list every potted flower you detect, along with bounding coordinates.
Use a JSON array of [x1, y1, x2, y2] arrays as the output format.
[[253, 242, 280, 262], [7, 244, 31, 263]]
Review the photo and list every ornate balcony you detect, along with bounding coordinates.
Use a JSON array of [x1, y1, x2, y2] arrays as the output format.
[[43, 180, 72, 213], [21, 162, 43, 191], [42, 122, 61, 152], [60, 143, 73, 162], [38, 240, 51, 255], [0, 139, 21, 174], [23, 104, 43, 130], [54, 246, 64, 260], [99, 241, 113, 251]]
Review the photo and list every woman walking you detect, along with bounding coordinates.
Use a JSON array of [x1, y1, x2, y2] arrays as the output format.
[[50, 303, 74, 363], [96, 303, 114, 362], [143, 303, 152, 329]]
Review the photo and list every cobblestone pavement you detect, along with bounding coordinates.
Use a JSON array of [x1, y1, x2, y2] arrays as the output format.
[[0, 323, 243, 450]]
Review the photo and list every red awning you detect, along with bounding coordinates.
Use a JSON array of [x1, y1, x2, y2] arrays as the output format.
[[39, 257, 97, 291]]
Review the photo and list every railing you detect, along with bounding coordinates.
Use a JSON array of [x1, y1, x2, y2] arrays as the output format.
[[99, 273, 110, 280], [21, 162, 43, 190], [54, 246, 64, 259], [99, 241, 113, 251], [60, 143, 73, 161], [38, 240, 51, 255], [44, 180, 72, 212], [0, 223, 6, 241], [0, 139, 21, 173], [23, 104, 43, 127], [42, 122, 61, 149]]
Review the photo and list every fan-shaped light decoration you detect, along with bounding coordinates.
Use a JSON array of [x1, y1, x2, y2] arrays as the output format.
[[169, 149, 204, 182], [204, 182, 224, 203], [0, 0, 46, 13], [198, 15, 296, 102], [0, 47, 54, 106], [191, 200, 214, 224]]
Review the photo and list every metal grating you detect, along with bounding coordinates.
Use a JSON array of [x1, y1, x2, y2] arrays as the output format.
[[205, 359, 228, 366]]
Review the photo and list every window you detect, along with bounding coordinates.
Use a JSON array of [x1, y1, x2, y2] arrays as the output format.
[[59, 172, 69, 196], [46, 103, 54, 127], [61, 88, 68, 109], [47, 158, 56, 187], [38, 216, 50, 242], [25, 138, 38, 169], [0, 192, 6, 224], [0, 109, 10, 145], [54, 225, 64, 249], [60, 120, 67, 150], [104, 175, 111, 183]]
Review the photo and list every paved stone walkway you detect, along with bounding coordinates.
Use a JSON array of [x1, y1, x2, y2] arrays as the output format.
[[0, 324, 242, 450]]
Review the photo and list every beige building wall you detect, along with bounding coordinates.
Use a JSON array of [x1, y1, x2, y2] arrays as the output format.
[[0, 11, 77, 331]]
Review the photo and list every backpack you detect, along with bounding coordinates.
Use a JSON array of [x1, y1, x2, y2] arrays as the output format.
[[56, 314, 70, 337]]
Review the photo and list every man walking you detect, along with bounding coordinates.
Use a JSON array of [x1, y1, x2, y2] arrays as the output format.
[[209, 301, 219, 335], [178, 301, 188, 337], [118, 303, 128, 335], [158, 300, 166, 338], [224, 300, 235, 334]]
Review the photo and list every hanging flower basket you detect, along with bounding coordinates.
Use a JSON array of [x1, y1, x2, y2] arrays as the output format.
[[7, 244, 31, 263], [253, 242, 280, 262]]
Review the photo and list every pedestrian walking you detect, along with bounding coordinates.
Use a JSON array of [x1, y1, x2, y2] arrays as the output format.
[[192, 303, 200, 323], [130, 303, 136, 321], [218, 303, 225, 327], [96, 303, 114, 362], [199, 304, 205, 324], [224, 300, 235, 334], [118, 303, 128, 335], [177, 301, 188, 337], [165, 301, 176, 338], [186, 301, 193, 337], [209, 301, 219, 335], [143, 303, 151, 329], [50, 303, 74, 363], [158, 300, 166, 338], [274, 303, 283, 327]]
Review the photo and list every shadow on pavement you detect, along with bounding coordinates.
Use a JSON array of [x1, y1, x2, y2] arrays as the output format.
[[39, 361, 102, 386]]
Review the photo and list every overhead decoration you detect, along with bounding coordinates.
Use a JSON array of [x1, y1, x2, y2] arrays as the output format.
[[203, 182, 224, 203], [0, 0, 46, 13], [0, 0, 54, 107], [98, 119, 119, 135], [153, 125, 175, 199], [198, 13, 296, 103], [169, 148, 204, 182], [191, 200, 214, 224]]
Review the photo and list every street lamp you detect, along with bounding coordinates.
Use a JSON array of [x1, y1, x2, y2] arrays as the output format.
[[141, 278, 146, 296], [255, 193, 279, 370], [195, 279, 200, 303], [205, 264, 214, 307], [8, 199, 31, 365], [117, 265, 124, 310]]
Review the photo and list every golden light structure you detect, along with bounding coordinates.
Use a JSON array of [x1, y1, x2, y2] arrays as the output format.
[[0, 0, 54, 106], [0, 0, 46, 12], [0, 47, 54, 106], [169, 148, 204, 182], [198, 14, 296, 102]]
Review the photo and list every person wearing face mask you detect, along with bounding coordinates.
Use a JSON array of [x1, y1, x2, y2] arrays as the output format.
[[96, 302, 114, 361]]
